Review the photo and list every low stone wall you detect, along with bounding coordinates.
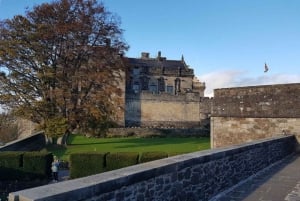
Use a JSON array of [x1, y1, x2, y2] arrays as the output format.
[[9, 135, 297, 201], [0, 131, 45, 152], [107, 127, 209, 137]]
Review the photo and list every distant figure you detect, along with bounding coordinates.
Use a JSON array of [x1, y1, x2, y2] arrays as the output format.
[[264, 63, 269, 73], [51, 156, 59, 182]]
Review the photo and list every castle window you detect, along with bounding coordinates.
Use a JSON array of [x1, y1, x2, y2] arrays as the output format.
[[140, 76, 149, 90], [167, 86, 173, 94], [133, 67, 140, 75], [133, 82, 140, 93], [149, 84, 157, 93]]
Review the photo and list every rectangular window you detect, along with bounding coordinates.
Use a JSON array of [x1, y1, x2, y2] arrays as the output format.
[[149, 85, 157, 93], [133, 83, 140, 93], [133, 68, 140, 75], [167, 86, 173, 94]]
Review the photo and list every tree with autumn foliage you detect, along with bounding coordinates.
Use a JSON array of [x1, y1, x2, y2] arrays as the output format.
[[0, 0, 128, 140]]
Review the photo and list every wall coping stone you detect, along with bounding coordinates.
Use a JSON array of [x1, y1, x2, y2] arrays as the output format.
[[9, 135, 296, 201]]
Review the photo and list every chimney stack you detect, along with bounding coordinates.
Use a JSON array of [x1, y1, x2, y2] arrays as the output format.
[[157, 51, 161, 59], [141, 52, 150, 59]]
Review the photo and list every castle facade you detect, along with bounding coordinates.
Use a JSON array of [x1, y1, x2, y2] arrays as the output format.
[[122, 52, 211, 128]]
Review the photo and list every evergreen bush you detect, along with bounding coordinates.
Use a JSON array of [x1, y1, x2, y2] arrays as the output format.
[[70, 152, 107, 179], [0, 152, 23, 180], [23, 152, 53, 179], [105, 152, 139, 171], [139, 151, 168, 163]]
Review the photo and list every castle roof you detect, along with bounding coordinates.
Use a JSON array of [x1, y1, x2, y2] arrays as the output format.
[[126, 52, 194, 77], [128, 58, 186, 69]]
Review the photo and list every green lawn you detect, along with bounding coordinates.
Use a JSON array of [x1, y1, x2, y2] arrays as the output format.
[[46, 134, 210, 161]]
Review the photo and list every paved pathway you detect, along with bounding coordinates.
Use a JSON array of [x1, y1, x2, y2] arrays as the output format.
[[48, 169, 69, 184], [58, 169, 70, 181], [214, 153, 300, 201]]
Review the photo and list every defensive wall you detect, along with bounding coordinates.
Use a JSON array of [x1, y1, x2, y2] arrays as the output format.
[[9, 135, 297, 201], [125, 91, 211, 128], [211, 83, 300, 148], [0, 131, 45, 152]]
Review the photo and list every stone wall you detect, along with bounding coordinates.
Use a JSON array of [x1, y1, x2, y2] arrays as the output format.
[[0, 131, 45, 152], [125, 92, 212, 128], [211, 117, 300, 148], [9, 135, 297, 201], [212, 83, 300, 148], [107, 127, 209, 138]]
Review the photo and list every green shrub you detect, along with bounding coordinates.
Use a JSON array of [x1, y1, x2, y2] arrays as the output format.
[[70, 152, 107, 179], [106, 152, 139, 171], [139, 151, 168, 163], [0, 151, 23, 168], [23, 152, 53, 179], [0, 152, 23, 180]]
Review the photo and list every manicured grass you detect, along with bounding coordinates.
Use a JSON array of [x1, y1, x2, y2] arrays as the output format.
[[46, 134, 210, 161]]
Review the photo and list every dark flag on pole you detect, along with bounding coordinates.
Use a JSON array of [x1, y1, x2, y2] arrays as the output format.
[[264, 63, 269, 73]]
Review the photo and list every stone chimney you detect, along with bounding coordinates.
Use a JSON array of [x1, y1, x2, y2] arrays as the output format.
[[157, 51, 166, 61], [141, 52, 150, 59], [157, 51, 161, 59]]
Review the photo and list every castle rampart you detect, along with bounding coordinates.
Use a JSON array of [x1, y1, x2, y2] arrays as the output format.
[[125, 92, 211, 128], [211, 83, 300, 148]]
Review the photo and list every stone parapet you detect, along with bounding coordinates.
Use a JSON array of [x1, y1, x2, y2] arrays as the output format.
[[212, 83, 300, 118], [9, 135, 297, 201]]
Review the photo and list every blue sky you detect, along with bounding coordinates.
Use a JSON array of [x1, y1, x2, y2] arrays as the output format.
[[1, 0, 300, 96]]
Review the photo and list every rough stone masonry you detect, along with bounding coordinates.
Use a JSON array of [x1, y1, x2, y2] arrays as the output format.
[[211, 83, 300, 148]]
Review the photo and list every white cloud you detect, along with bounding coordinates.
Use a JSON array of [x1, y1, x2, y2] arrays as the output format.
[[198, 70, 300, 97]]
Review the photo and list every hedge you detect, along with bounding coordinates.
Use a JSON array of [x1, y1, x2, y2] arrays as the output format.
[[0, 151, 52, 181], [0, 152, 23, 180], [70, 152, 107, 179], [139, 151, 168, 163], [105, 152, 139, 171], [69, 151, 186, 179], [23, 152, 53, 179]]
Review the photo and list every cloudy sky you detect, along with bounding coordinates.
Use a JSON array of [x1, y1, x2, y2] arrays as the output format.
[[1, 0, 300, 96]]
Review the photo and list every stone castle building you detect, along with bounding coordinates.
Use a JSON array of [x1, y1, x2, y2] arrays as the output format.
[[126, 51, 205, 96], [122, 51, 211, 128], [16, 51, 211, 137]]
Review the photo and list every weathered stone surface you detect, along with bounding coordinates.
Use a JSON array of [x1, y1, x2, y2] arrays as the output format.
[[211, 83, 300, 148], [212, 83, 300, 118], [125, 92, 212, 128]]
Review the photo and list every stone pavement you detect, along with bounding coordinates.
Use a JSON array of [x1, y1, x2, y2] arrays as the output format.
[[214, 153, 300, 201]]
